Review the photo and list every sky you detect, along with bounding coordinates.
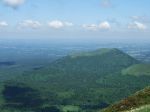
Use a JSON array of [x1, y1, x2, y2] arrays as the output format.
[[0, 0, 150, 42]]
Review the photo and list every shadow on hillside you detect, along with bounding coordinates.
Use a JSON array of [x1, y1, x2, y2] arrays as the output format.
[[2, 83, 43, 109], [0, 61, 16, 67]]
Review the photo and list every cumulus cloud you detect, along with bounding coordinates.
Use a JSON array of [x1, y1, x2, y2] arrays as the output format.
[[19, 20, 42, 29], [128, 21, 147, 30], [99, 21, 111, 30], [3, 0, 25, 9], [83, 21, 111, 31], [48, 20, 73, 29], [48, 20, 64, 29], [0, 21, 8, 27]]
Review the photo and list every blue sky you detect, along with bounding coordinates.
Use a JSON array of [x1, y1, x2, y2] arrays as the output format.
[[0, 0, 150, 42]]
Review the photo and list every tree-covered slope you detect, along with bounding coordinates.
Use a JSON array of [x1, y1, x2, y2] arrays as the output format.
[[101, 86, 150, 112], [0, 48, 150, 112], [51, 48, 138, 73]]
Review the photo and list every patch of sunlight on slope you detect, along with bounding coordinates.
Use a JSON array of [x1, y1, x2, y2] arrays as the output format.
[[122, 64, 150, 76], [62, 105, 81, 112], [124, 105, 150, 112]]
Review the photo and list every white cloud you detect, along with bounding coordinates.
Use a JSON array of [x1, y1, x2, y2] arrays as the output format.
[[99, 21, 111, 30], [19, 20, 42, 29], [48, 20, 64, 29], [128, 21, 147, 30], [3, 0, 25, 9], [0, 21, 8, 27], [48, 20, 73, 29], [83, 21, 111, 31]]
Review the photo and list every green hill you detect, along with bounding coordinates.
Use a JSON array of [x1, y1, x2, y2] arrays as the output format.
[[53, 48, 138, 71], [0, 48, 150, 112], [122, 64, 150, 76], [101, 86, 150, 112]]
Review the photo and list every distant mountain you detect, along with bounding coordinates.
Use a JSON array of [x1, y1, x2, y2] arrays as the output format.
[[50, 48, 139, 74], [101, 86, 150, 112], [0, 48, 150, 112]]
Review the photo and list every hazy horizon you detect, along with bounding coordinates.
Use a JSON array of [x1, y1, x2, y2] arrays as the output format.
[[0, 0, 150, 42]]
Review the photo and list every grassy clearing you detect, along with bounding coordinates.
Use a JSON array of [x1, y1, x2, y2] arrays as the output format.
[[122, 64, 150, 76]]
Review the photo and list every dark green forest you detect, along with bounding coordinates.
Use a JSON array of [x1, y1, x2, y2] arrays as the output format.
[[0, 48, 150, 112]]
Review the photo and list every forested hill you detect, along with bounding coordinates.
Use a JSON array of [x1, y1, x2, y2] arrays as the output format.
[[0, 48, 150, 112], [49, 48, 139, 73]]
